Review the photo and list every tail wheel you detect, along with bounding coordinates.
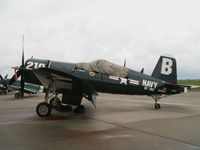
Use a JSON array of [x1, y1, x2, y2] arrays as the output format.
[[155, 103, 161, 109], [36, 102, 51, 117], [152, 96, 161, 109]]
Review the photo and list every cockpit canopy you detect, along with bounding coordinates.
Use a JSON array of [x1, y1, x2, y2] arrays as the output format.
[[75, 59, 130, 78]]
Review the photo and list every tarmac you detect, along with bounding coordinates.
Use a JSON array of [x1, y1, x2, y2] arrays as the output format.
[[0, 92, 200, 150]]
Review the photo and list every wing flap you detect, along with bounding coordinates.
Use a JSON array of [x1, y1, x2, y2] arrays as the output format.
[[33, 68, 77, 93], [33, 68, 97, 96]]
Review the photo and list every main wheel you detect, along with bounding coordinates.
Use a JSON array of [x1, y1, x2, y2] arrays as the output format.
[[15, 93, 20, 98], [0, 91, 3, 95], [155, 103, 161, 109], [3, 90, 7, 95], [50, 97, 61, 108], [36, 102, 52, 117]]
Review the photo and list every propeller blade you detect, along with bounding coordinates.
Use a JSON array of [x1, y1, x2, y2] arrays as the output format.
[[20, 35, 25, 97], [14, 69, 18, 81], [22, 49, 24, 69], [8, 69, 23, 85], [20, 73, 24, 97], [22, 35, 25, 69]]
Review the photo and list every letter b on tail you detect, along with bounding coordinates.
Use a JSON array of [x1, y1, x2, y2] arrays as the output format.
[[152, 55, 177, 84], [161, 58, 173, 75]]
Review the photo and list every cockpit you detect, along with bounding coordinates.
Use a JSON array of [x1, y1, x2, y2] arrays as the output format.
[[75, 59, 130, 78]]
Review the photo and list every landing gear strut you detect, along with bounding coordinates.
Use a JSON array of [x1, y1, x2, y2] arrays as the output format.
[[50, 96, 61, 108], [152, 96, 161, 109], [36, 89, 85, 117]]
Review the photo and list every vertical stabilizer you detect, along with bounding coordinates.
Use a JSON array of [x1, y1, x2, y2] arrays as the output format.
[[151, 55, 177, 84]]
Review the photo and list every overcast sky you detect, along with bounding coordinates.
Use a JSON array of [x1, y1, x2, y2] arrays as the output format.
[[0, 0, 200, 79]]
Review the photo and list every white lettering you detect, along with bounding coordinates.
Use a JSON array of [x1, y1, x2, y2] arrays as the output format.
[[26, 62, 33, 69], [161, 58, 173, 75], [142, 79, 158, 88], [142, 79, 147, 86], [38, 63, 45, 68], [153, 82, 158, 88], [34, 62, 39, 69], [26, 61, 46, 69]]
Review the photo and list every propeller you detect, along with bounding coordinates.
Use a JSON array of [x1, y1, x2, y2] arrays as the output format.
[[21, 50, 25, 97], [9, 36, 25, 98], [9, 69, 23, 85]]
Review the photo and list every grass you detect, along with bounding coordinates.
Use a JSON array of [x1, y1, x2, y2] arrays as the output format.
[[178, 80, 200, 91]]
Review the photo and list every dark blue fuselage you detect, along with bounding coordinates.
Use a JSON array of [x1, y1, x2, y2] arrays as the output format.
[[24, 58, 168, 96]]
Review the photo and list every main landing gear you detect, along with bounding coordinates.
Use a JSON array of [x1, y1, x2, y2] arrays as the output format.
[[36, 90, 61, 117], [36, 92, 85, 117], [152, 96, 161, 109], [15, 92, 24, 98], [36, 91, 57, 117], [49, 97, 61, 108]]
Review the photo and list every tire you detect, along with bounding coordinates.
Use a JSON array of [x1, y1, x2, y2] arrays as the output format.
[[50, 97, 61, 108], [15, 93, 19, 98], [155, 103, 161, 109], [36, 102, 52, 117], [4, 90, 7, 95]]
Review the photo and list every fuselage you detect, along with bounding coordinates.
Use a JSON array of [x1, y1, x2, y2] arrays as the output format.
[[23, 58, 177, 96]]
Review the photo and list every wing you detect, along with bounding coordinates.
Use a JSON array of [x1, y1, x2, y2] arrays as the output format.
[[163, 82, 191, 93], [24, 84, 41, 93], [10, 82, 40, 94], [33, 68, 97, 106]]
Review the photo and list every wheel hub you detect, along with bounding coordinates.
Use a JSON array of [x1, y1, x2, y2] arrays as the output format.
[[38, 105, 48, 115]]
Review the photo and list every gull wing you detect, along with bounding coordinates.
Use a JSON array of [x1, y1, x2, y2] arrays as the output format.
[[33, 68, 97, 106]]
